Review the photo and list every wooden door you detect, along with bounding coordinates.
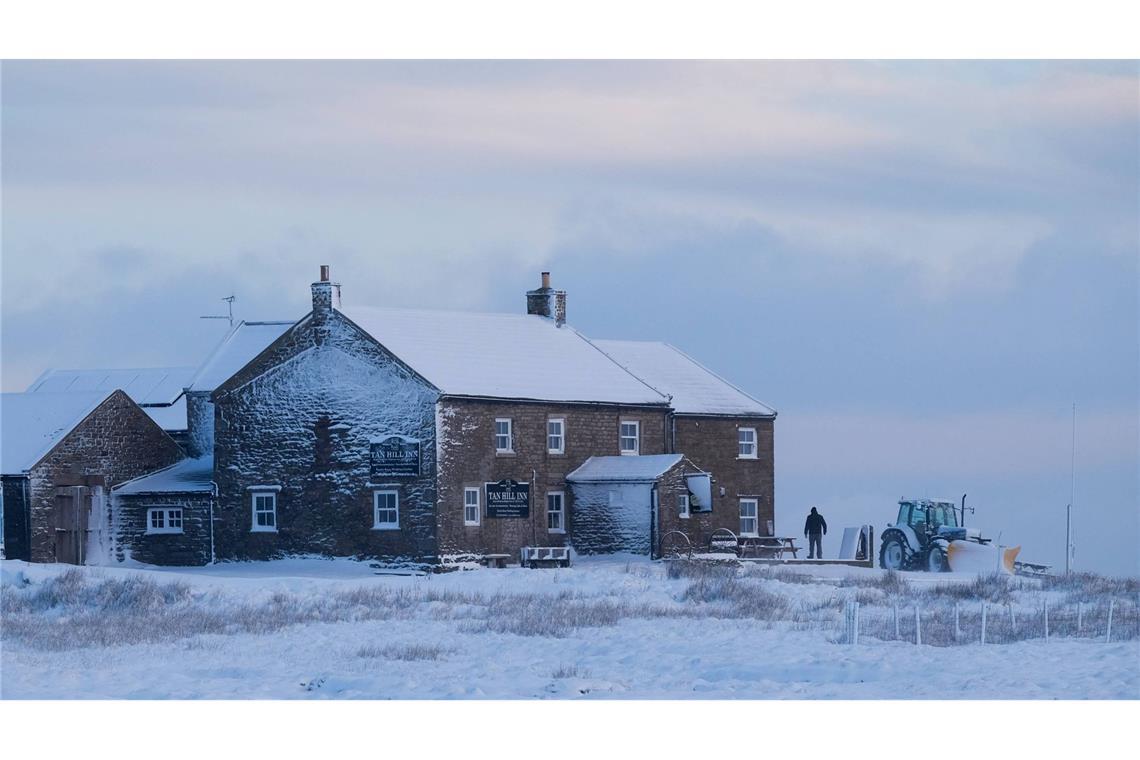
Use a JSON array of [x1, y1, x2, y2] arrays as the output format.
[[53, 486, 90, 565]]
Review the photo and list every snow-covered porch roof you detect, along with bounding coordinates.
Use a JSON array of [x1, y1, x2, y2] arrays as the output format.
[[566, 454, 684, 483], [113, 456, 215, 495]]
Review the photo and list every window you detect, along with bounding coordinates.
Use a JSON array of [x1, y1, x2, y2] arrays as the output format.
[[146, 507, 184, 535], [251, 492, 277, 532], [547, 418, 565, 454], [739, 498, 759, 537], [464, 487, 481, 526], [738, 427, 757, 459], [619, 420, 640, 455], [373, 491, 400, 530], [678, 494, 690, 519], [494, 418, 513, 453], [547, 491, 565, 533]]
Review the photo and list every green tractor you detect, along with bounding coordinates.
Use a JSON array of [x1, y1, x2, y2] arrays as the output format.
[[878, 496, 1018, 573]]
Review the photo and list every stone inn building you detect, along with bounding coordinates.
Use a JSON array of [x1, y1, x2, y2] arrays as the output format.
[[3, 268, 776, 567]]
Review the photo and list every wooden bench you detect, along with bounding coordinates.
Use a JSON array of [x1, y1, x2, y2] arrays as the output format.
[[520, 546, 571, 568], [482, 553, 511, 569]]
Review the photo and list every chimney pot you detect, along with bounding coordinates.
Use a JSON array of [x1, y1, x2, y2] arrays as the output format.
[[320, 265, 330, 282]]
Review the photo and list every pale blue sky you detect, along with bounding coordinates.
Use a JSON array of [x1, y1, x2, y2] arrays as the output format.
[[2, 61, 1136, 573]]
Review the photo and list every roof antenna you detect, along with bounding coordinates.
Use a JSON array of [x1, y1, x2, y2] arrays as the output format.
[[200, 295, 236, 327]]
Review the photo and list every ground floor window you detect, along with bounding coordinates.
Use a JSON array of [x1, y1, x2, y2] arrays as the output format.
[[251, 492, 277, 532], [739, 498, 759, 537], [464, 487, 480, 526], [374, 490, 400, 530], [146, 507, 183, 534], [547, 491, 565, 533], [678, 493, 690, 519]]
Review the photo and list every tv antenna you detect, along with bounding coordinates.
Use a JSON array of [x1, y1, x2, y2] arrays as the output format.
[[200, 295, 236, 327]]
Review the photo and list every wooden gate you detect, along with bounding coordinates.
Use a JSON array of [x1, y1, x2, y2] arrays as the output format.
[[53, 486, 92, 565]]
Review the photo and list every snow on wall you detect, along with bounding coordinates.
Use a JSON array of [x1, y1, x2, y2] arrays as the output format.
[[569, 481, 653, 555], [213, 314, 439, 562]]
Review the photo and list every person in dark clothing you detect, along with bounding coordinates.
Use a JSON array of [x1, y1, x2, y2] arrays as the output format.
[[804, 507, 827, 559]]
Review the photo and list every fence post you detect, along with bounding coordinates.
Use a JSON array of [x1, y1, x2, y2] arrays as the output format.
[[853, 602, 860, 646], [1106, 600, 1114, 644], [1008, 603, 1015, 633], [981, 602, 987, 645], [1044, 598, 1049, 642], [893, 604, 900, 640], [954, 602, 961, 642], [1077, 602, 1083, 634], [914, 605, 922, 646]]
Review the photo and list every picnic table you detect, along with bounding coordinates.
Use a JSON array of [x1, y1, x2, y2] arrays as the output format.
[[739, 536, 800, 559], [482, 553, 511, 569]]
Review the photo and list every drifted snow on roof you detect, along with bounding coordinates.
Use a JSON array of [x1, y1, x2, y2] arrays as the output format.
[[26, 366, 196, 405], [566, 454, 683, 483], [187, 321, 294, 392], [341, 307, 669, 405], [591, 340, 776, 417], [0, 391, 111, 473], [113, 455, 215, 495]]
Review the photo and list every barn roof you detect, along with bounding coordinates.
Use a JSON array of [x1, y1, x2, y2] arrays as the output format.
[[566, 454, 683, 483], [591, 340, 776, 417], [113, 455, 214, 495], [341, 307, 670, 406], [0, 391, 112, 474], [26, 366, 194, 405], [187, 320, 294, 393]]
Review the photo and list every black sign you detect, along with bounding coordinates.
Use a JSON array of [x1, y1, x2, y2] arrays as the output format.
[[370, 436, 420, 478], [486, 479, 530, 518]]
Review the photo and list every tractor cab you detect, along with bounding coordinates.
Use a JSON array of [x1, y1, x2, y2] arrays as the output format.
[[895, 500, 964, 541]]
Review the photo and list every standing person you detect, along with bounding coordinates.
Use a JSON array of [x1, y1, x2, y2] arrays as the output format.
[[804, 507, 827, 559]]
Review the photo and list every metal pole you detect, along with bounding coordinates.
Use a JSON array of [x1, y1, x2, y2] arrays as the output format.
[[1068, 403, 1076, 574]]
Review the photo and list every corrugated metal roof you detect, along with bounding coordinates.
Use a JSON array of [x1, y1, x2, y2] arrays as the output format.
[[591, 340, 776, 417], [566, 454, 683, 482], [26, 366, 195, 405]]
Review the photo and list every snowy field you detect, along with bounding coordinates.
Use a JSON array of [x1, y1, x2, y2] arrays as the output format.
[[2, 556, 1137, 699]]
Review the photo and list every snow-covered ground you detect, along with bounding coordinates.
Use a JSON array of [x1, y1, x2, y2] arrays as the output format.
[[2, 556, 1137, 699]]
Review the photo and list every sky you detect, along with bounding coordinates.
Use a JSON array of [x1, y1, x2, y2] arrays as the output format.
[[2, 60, 1137, 575]]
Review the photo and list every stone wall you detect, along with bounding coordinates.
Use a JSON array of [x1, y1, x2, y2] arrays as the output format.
[[212, 313, 440, 563], [114, 492, 214, 566], [26, 390, 185, 563], [435, 397, 671, 559]]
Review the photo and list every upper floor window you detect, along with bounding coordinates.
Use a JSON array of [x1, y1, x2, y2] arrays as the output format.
[[251, 492, 277, 532], [546, 491, 565, 533], [738, 427, 757, 459], [547, 418, 565, 454], [619, 420, 640, 455], [464, 487, 481, 526], [147, 507, 184, 535], [373, 490, 400, 530], [495, 418, 513, 453]]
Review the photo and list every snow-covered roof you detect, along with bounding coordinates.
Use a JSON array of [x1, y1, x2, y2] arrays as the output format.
[[341, 307, 670, 405], [566, 454, 683, 483], [591, 340, 776, 417], [188, 321, 294, 392], [113, 456, 214, 495], [25, 366, 195, 405], [0, 391, 111, 473]]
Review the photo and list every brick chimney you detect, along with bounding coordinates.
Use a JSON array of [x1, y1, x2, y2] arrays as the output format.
[[526, 271, 567, 327], [311, 264, 341, 316]]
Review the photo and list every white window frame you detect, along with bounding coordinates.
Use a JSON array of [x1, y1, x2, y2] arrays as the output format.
[[547, 418, 565, 455], [146, 507, 184, 535], [373, 490, 400, 530], [464, 487, 481, 527], [546, 491, 565, 533], [739, 498, 759, 537], [619, 420, 640, 455], [678, 494, 691, 519], [738, 427, 757, 459], [250, 492, 277, 533], [494, 418, 513, 454]]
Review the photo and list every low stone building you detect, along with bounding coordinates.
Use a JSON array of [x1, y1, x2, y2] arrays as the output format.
[[0, 389, 184, 563]]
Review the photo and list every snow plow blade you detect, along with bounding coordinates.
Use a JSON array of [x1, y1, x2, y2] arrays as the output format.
[[946, 541, 1020, 574]]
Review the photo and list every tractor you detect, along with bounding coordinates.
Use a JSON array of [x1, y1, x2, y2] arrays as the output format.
[[878, 495, 1019, 573]]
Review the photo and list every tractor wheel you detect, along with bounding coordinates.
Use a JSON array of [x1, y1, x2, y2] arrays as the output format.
[[927, 545, 949, 573], [879, 533, 910, 571]]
